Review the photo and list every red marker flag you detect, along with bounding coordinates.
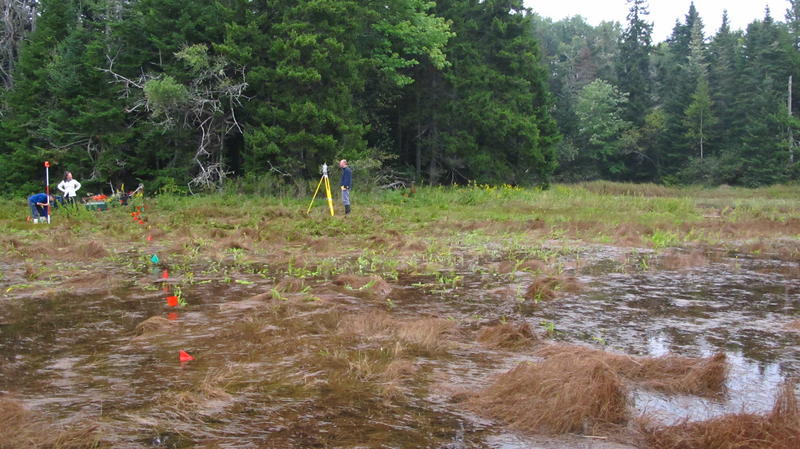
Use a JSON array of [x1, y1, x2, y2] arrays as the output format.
[[147, 235, 153, 241], [162, 269, 169, 279], [179, 350, 194, 362], [166, 296, 179, 307], [167, 312, 178, 321]]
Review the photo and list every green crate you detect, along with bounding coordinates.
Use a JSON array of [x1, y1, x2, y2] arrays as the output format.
[[85, 201, 108, 211]]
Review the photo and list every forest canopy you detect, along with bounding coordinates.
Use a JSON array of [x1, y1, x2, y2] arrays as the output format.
[[1, 0, 799, 195]]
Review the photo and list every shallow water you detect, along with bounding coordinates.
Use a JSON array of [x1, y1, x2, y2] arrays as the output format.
[[0, 245, 798, 448]]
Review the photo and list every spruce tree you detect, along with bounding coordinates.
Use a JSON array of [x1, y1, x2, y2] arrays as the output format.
[[616, 0, 652, 126]]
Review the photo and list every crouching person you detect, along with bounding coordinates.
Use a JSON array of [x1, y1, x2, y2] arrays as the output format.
[[28, 192, 55, 223]]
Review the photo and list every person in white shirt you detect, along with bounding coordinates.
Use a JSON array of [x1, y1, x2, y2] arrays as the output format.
[[57, 171, 82, 205]]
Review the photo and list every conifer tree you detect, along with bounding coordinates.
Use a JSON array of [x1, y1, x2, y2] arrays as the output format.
[[616, 0, 652, 126]]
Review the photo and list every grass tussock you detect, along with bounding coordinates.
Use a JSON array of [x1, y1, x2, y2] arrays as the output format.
[[524, 275, 582, 302], [477, 322, 539, 350], [613, 223, 647, 246], [659, 249, 709, 271], [396, 318, 456, 353], [217, 238, 250, 251], [519, 259, 548, 272], [333, 274, 393, 299], [161, 365, 245, 413], [639, 379, 800, 449], [0, 397, 103, 448], [338, 312, 455, 353], [338, 310, 396, 337], [471, 357, 628, 434], [536, 344, 727, 397], [382, 359, 417, 382], [134, 316, 175, 336], [276, 276, 307, 293], [75, 241, 109, 259]]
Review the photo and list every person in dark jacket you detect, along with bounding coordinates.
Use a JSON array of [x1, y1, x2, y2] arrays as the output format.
[[339, 159, 352, 215], [27, 193, 55, 223]]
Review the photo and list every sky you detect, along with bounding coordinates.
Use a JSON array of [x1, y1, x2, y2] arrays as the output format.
[[524, 0, 791, 42]]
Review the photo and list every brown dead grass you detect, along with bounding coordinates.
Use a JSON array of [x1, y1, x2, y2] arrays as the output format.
[[477, 322, 539, 350], [217, 238, 250, 251], [784, 320, 800, 331], [333, 274, 393, 300], [524, 275, 582, 302], [397, 318, 456, 353], [0, 397, 103, 448], [63, 271, 117, 290], [339, 312, 455, 354], [613, 223, 648, 247], [471, 357, 629, 434], [382, 359, 418, 382], [161, 365, 245, 414], [0, 237, 25, 250], [75, 241, 109, 259], [23, 263, 38, 281], [276, 276, 307, 293], [333, 274, 374, 289], [536, 344, 727, 397], [659, 249, 709, 271], [338, 310, 396, 338], [639, 379, 800, 449], [519, 259, 548, 272], [134, 316, 175, 336]]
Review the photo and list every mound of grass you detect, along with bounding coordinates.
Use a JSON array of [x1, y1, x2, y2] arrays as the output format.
[[639, 380, 799, 449], [471, 357, 629, 434]]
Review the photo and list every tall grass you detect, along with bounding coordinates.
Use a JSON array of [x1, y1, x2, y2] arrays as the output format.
[[2, 181, 799, 252]]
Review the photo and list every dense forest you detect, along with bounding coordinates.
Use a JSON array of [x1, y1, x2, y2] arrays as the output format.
[[1, 0, 799, 195]]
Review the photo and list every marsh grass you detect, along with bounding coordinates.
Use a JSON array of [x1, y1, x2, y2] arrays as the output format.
[[1, 183, 799, 447], [638, 379, 800, 449], [0, 397, 104, 448], [471, 357, 629, 435], [784, 320, 800, 331], [524, 275, 582, 302], [4, 181, 798, 265], [536, 344, 728, 397], [337, 311, 456, 355], [659, 248, 710, 270], [477, 322, 539, 350], [134, 316, 175, 337]]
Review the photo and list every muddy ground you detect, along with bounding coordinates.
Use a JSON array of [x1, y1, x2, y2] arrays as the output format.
[[1, 187, 799, 448]]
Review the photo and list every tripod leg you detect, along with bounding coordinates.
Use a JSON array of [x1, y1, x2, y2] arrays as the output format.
[[307, 175, 325, 214], [324, 176, 335, 216]]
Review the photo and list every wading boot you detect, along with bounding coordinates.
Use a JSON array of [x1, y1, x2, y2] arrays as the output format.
[[345, 205, 351, 215]]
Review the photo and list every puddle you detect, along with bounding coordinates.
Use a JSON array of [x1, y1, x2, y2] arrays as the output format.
[[0, 245, 798, 448]]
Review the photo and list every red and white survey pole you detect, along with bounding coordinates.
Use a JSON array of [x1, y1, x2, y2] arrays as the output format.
[[44, 160, 51, 224]]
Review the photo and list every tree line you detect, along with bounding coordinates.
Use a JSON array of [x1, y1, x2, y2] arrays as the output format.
[[1, 1, 799, 196], [541, 0, 800, 186]]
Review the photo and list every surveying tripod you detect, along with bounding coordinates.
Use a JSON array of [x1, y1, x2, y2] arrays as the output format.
[[306, 163, 335, 216]]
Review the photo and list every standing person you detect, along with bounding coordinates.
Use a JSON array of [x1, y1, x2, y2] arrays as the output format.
[[57, 171, 81, 205], [28, 192, 55, 223], [339, 159, 352, 215]]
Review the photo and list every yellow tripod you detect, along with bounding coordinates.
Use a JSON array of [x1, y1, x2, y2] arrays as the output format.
[[306, 163, 335, 216]]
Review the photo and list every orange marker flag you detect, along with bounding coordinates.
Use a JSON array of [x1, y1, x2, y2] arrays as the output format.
[[179, 350, 194, 362], [166, 296, 179, 307]]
